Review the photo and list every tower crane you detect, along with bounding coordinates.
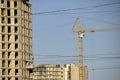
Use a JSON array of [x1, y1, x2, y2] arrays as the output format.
[[72, 16, 120, 80]]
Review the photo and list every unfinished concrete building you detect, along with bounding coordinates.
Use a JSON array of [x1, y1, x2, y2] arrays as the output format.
[[0, 0, 33, 80], [33, 64, 64, 80]]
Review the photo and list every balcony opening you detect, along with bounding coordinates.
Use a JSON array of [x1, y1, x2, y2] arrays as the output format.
[[15, 61, 18, 67], [1, 8, 5, 15], [15, 52, 18, 59], [7, 9, 10, 16], [8, 35, 10, 41], [2, 35, 5, 41], [2, 17, 5, 23], [8, 69, 11, 75], [14, 27, 18, 33], [7, 1, 10, 7], [2, 78, 5, 80], [2, 26, 5, 32], [15, 78, 18, 80], [2, 26, 5, 33], [2, 52, 5, 58], [15, 69, 18, 75], [8, 60, 11, 67], [2, 69, 5, 75], [8, 77, 11, 80], [14, 1, 17, 7], [14, 18, 18, 24], [15, 35, 18, 41], [2, 60, 5, 67], [14, 10, 17, 16], [8, 52, 11, 58], [8, 43, 11, 49], [2, 43, 5, 49], [8, 18, 11, 24], [1, 1, 4, 4], [8, 26, 11, 33], [15, 44, 18, 49]]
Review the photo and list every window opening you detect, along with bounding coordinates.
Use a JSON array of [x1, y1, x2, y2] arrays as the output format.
[[2, 35, 5, 41], [1, 8, 5, 15], [8, 43, 11, 49], [8, 52, 11, 58], [2, 26, 5, 32], [2, 43, 5, 49], [2, 17, 5, 23], [14, 10, 17, 16], [14, 1, 17, 7], [1, 1, 4, 4], [15, 52, 18, 59], [15, 35, 18, 41], [7, 1, 10, 7], [8, 26, 11, 33], [2, 52, 5, 58], [15, 69, 18, 75], [2, 69, 5, 75], [14, 18, 18, 24], [14, 27, 18, 33], [2, 60, 5, 67], [8, 60, 11, 67], [8, 69, 11, 75], [7, 9, 10, 16], [8, 35, 10, 41], [8, 18, 11, 24], [15, 44, 18, 49], [15, 61, 18, 67]]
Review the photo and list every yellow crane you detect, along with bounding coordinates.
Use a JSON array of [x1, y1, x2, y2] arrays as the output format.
[[72, 16, 120, 80], [72, 16, 87, 80]]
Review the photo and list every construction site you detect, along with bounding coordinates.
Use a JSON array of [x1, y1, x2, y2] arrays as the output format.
[[0, 0, 120, 80]]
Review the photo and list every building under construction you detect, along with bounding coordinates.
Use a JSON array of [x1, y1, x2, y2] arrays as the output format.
[[0, 0, 33, 80]]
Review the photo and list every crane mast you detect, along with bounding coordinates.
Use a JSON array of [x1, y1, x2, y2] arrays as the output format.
[[72, 16, 86, 80], [77, 16, 84, 66]]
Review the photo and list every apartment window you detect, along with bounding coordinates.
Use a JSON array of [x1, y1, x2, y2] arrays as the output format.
[[15, 35, 18, 41], [8, 35, 10, 41], [8, 52, 11, 58], [2, 69, 5, 75], [14, 18, 18, 24], [8, 69, 11, 75], [8, 43, 11, 49], [1, 1, 4, 4], [15, 61, 18, 67], [2, 60, 5, 67], [8, 18, 11, 24], [8, 77, 11, 80], [2, 35, 5, 41], [2, 52, 5, 58], [15, 78, 18, 80], [2, 17, 5, 23], [14, 1, 17, 7], [8, 26, 11, 33], [2, 43, 5, 49], [14, 10, 17, 16], [15, 69, 18, 75], [15, 52, 18, 59], [15, 44, 18, 49], [2, 78, 5, 80], [7, 9, 10, 16], [14, 27, 18, 33], [1, 8, 5, 15], [2, 26, 5, 32], [7, 1, 10, 7], [8, 60, 11, 67]]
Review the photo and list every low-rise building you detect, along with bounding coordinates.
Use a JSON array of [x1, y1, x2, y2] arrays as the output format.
[[33, 64, 64, 80]]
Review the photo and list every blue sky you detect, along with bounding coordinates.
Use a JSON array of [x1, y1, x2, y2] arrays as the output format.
[[32, 0, 120, 80]]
